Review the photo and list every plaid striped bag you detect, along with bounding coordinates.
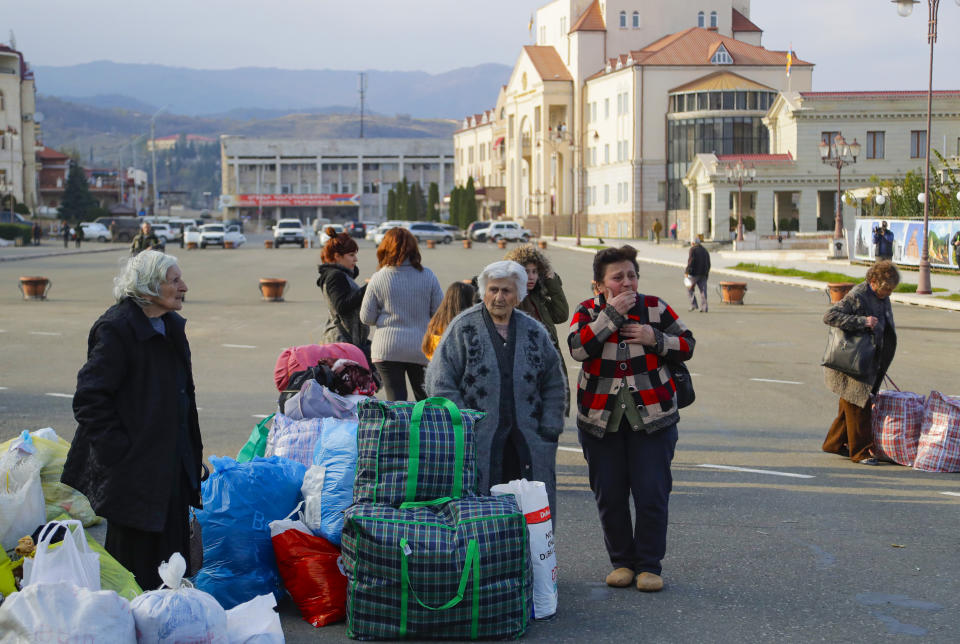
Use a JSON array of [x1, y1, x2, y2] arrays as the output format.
[[871, 391, 925, 466], [913, 391, 960, 473], [355, 398, 483, 506], [266, 413, 323, 467], [341, 496, 532, 640]]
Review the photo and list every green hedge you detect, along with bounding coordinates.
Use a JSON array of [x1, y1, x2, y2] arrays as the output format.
[[0, 223, 31, 244]]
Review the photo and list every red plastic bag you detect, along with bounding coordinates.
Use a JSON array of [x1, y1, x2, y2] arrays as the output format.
[[271, 526, 347, 627]]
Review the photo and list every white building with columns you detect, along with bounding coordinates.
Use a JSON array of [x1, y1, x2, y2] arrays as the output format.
[[682, 90, 960, 242], [220, 137, 453, 225], [453, 0, 811, 238], [0, 44, 38, 215]]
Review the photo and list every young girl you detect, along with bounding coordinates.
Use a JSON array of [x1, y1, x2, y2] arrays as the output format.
[[422, 282, 476, 361]]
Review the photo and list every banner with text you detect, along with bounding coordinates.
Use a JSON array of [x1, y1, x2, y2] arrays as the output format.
[[221, 194, 360, 208]]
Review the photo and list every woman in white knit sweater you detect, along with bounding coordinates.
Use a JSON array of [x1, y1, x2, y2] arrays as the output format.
[[360, 227, 443, 401]]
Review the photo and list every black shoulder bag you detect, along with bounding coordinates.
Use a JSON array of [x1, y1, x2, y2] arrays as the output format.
[[821, 326, 877, 383]]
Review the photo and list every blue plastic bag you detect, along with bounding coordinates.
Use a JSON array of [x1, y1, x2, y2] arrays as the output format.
[[302, 418, 358, 546], [193, 455, 306, 609]]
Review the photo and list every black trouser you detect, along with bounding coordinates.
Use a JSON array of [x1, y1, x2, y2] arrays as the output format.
[[374, 361, 426, 402], [579, 421, 678, 575], [105, 469, 192, 590]]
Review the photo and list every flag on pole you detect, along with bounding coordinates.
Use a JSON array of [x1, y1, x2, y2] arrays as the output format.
[[529, 14, 535, 34], [786, 44, 793, 77]]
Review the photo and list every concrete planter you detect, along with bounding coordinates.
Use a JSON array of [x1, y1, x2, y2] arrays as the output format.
[[224, 241, 235, 249], [426, 239, 436, 249], [826, 282, 855, 303], [537, 240, 548, 249], [258, 278, 287, 302], [186, 241, 198, 250], [264, 239, 274, 249], [18, 276, 51, 300], [719, 281, 748, 305], [462, 240, 472, 249], [497, 239, 507, 249], [302, 239, 309, 249]]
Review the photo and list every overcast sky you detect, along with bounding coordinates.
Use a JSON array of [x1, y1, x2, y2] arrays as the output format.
[[6, 0, 959, 90]]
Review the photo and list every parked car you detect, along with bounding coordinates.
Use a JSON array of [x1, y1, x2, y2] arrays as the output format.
[[319, 223, 346, 245], [79, 222, 111, 242], [408, 222, 453, 244], [93, 217, 142, 243], [197, 223, 246, 248], [372, 221, 408, 244], [273, 218, 307, 247], [346, 221, 367, 238], [486, 221, 531, 243], [0, 211, 28, 224], [439, 224, 465, 240], [150, 223, 176, 243], [467, 221, 492, 242]]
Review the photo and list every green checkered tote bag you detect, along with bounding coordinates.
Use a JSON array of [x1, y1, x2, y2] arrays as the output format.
[[355, 398, 483, 507], [342, 496, 532, 640]]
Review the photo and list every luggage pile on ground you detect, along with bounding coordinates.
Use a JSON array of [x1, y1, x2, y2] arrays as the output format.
[[872, 389, 960, 471]]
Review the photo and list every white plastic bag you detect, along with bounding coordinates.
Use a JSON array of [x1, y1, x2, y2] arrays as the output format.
[[130, 552, 227, 644], [269, 501, 311, 538], [283, 379, 364, 420], [490, 478, 558, 619], [23, 519, 101, 591], [0, 581, 136, 643], [0, 445, 45, 551], [225, 593, 285, 644]]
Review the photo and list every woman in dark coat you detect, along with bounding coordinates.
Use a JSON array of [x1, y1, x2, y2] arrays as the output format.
[[822, 260, 899, 464], [316, 227, 370, 361], [503, 244, 569, 358], [62, 249, 203, 590]]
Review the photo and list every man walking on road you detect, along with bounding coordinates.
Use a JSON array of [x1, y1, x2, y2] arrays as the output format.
[[685, 236, 710, 313], [62, 221, 70, 248]]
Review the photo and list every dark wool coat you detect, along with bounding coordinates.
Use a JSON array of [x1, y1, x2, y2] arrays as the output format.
[[317, 262, 369, 349], [62, 298, 203, 533], [685, 243, 711, 278]]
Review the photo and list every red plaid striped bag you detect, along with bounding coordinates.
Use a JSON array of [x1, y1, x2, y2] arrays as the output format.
[[871, 391, 925, 466], [913, 391, 960, 473]]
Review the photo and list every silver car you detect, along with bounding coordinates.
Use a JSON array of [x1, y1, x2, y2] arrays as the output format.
[[408, 222, 454, 244]]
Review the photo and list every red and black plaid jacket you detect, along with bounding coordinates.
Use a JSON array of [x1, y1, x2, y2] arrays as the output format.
[[568, 293, 695, 437]]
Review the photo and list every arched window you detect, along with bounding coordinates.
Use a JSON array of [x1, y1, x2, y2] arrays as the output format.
[[710, 11, 718, 28], [632, 11, 640, 28], [619, 11, 626, 28], [697, 11, 705, 28]]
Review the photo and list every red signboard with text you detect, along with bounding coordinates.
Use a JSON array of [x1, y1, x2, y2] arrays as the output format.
[[222, 194, 360, 208]]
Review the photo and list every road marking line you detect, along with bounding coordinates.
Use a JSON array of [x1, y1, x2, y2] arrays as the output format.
[[941, 492, 960, 497], [558, 446, 581, 453], [750, 378, 804, 385], [45, 393, 73, 399], [698, 464, 815, 479], [222, 343, 257, 349], [0, 386, 8, 390], [30, 331, 62, 336], [252, 414, 271, 419]]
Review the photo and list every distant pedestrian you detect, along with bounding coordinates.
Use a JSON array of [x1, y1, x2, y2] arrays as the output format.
[[426, 260, 566, 517], [422, 282, 476, 361], [873, 221, 894, 261], [179, 224, 185, 249], [109, 220, 117, 242], [951, 229, 960, 270], [685, 236, 710, 313], [653, 220, 663, 244], [317, 227, 370, 362], [62, 221, 70, 248], [669, 222, 677, 241], [32, 221, 42, 246], [568, 245, 695, 592], [75, 223, 84, 248], [821, 261, 899, 465], [130, 221, 160, 255], [360, 227, 443, 401], [503, 244, 569, 359]]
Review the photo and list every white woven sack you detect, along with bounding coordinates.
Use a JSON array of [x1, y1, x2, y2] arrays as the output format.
[[0, 581, 136, 643]]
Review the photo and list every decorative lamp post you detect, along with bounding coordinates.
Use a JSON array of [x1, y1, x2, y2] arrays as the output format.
[[892, 0, 960, 293], [724, 159, 756, 244], [149, 106, 168, 216], [818, 133, 860, 241]]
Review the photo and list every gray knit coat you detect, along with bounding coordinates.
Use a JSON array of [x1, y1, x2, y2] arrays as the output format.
[[425, 304, 566, 515], [360, 262, 443, 365]]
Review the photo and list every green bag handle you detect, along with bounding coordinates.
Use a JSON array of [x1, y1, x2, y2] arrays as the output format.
[[236, 413, 274, 463], [399, 537, 480, 640], [404, 397, 465, 504]]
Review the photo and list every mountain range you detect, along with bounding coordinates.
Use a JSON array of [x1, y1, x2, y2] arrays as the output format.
[[34, 61, 512, 119]]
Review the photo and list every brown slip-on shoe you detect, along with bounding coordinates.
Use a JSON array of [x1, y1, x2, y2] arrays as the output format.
[[605, 567, 635, 587], [636, 572, 664, 592]]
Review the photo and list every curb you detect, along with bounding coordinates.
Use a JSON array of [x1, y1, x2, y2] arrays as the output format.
[[0, 246, 126, 263], [552, 242, 960, 313]]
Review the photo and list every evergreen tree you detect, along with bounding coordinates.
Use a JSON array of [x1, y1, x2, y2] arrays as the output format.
[[395, 178, 409, 220], [58, 161, 96, 223], [386, 189, 397, 220], [450, 186, 462, 228], [406, 187, 418, 222], [463, 177, 478, 228], [427, 182, 440, 222]]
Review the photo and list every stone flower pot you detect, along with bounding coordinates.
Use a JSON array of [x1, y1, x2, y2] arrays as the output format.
[[258, 278, 287, 302], [538, 240, 548, 249], [264, 239, 274, 249], [224, 241, 235, 249], [462, 239, 472, 249], [719, 281, 748, 305], [18, 276, 51, 300], [186, 241, 198, 250], [497, 239, 507, 249], [826, 282, 855, 303], [302, 239, 309, 249], [426, 239, 436, 249]]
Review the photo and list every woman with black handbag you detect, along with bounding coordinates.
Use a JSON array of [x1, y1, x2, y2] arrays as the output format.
[[821, 260, 899, 465]]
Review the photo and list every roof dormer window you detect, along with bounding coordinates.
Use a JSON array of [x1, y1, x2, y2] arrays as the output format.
[[697, 11, 705, 28], [711, 44, 733, 65], [710, 11, 718, 28]]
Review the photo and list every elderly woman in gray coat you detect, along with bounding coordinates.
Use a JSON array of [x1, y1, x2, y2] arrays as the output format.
[[822, 260, 899, 465], [426, 260, 566, 516]]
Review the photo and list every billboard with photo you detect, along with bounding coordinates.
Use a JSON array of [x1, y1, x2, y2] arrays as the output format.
[[853, 218, 960, 269]]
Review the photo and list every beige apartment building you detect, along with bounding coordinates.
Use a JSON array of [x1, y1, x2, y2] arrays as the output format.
[[453, 0, 811, 238], [0, 44, 38, 215], [682, 90, 960, 242]]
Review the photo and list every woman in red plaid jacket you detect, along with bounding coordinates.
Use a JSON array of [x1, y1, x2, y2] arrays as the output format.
[[568, 245, 695, 593]]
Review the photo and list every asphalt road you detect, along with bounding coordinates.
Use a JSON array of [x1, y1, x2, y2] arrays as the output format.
[[2, 237, 959, 642]]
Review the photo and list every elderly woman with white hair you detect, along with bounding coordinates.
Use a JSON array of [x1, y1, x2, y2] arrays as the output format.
[[62, 250, 204, 590], [426, 260, 566, 516]]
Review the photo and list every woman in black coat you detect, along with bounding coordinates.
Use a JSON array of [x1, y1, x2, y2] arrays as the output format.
[[62, 249, 203, 590], [316, 227, 370, 361]]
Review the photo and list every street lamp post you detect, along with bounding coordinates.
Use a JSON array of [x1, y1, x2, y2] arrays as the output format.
[[724, 159, 756, 245], [818, 133, 860, 241], [892, 0, 960, 293], [149, 106, 167, 216]]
